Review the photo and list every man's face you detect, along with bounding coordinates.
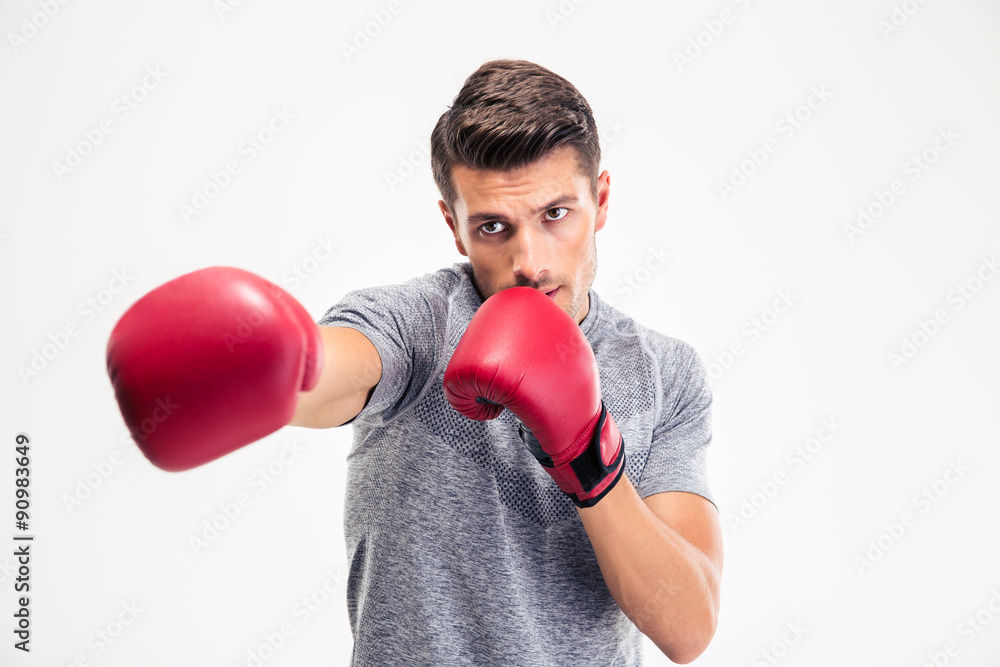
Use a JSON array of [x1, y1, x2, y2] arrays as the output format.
[[439, 145, 610, 324]]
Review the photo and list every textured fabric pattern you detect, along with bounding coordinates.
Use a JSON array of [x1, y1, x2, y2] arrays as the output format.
[[320, 262, 714, 666]]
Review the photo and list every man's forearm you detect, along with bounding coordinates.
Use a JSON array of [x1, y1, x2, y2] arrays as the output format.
[[577, 474, 721, 664], [289, 326, 382, 428]]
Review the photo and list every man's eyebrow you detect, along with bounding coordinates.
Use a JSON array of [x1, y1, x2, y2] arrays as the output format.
[[465, 195, 580, 225]]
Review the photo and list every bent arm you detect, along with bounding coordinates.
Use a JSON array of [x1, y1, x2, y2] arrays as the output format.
[[578, 480, 723, 664], [290, 326, 382, 428]]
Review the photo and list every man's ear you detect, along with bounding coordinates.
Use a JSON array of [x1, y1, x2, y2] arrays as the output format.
[[594, 170, 610, 233], [439, 200, 468, 257]]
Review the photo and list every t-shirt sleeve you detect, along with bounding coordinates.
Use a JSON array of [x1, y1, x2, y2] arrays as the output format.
[[318, 282, 444, 426], [636, 341, 716, 509]]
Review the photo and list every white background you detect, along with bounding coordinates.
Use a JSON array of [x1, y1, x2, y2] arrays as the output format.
[[2, 0, 999, 665]]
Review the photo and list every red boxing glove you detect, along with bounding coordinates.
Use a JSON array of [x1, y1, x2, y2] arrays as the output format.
[[106, 267, 322, 472], [443, 287, 624, 508]]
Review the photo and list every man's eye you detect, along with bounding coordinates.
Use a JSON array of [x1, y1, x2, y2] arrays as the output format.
[[545, 207, 569, 221], [481, 221, 506, 234]]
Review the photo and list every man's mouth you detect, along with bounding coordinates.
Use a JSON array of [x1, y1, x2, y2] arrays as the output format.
[[544, 287, 560, 300]]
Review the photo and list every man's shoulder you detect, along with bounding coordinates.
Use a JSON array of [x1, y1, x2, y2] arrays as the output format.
[[591, 292, 699, 369]]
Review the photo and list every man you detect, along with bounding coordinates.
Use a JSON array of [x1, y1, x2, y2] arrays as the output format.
[[107, 59, 721, 665]]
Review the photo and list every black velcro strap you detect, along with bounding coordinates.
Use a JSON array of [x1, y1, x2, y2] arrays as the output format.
[[568, 403, 623, 493], [571, 460, 625, 508]]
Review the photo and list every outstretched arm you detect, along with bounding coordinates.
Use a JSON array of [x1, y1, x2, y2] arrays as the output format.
[[290, 325, 382, 429]]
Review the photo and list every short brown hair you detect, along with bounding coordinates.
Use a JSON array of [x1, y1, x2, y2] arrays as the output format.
[[431, 59, 601, 214]]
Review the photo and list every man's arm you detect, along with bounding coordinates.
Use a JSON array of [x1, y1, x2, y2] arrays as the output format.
[[289, 326, 382, 429], [440, 287, 720, 661], [577, 478, 723, 664]]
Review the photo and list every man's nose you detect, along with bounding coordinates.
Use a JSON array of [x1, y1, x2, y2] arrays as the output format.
[[512, 226, 549, 283]]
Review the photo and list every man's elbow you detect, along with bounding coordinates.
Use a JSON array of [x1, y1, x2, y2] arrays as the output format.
[[642, 603, 719, 664]]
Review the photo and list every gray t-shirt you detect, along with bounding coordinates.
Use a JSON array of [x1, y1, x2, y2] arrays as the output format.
[[320, 262, 714, 666]]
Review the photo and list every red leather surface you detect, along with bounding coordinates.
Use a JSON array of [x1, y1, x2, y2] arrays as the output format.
[[106, 266, 322, 471]]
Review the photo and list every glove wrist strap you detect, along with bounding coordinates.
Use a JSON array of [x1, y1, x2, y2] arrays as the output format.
[[518, 402, 626, 508]]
